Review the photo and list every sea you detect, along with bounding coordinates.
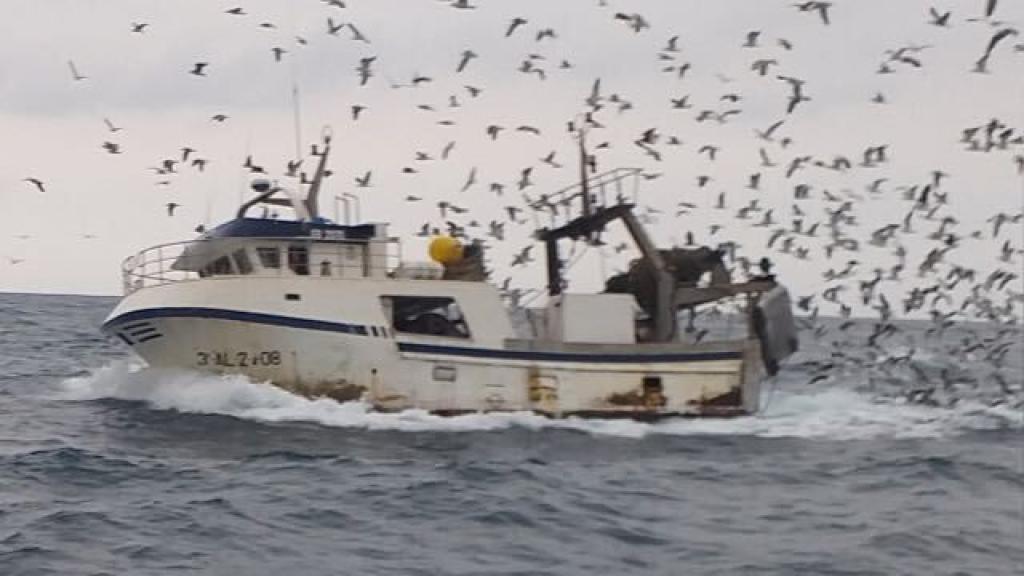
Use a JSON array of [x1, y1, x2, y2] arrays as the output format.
[[1, 292, 1021, 576]]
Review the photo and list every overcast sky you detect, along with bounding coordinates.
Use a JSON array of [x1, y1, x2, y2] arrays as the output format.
[[1, 0, 1022, 318]]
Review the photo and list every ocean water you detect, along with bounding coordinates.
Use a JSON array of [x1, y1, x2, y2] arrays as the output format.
[[1, 292, 1021, 575]]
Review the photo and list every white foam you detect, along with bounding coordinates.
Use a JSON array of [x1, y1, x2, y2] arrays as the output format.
[[59, 362, 1022, 440]]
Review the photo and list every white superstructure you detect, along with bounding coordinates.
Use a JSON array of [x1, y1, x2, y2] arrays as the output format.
[[103, 132, 797, 418]]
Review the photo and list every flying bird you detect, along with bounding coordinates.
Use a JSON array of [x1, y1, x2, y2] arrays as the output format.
[[348, 23, 370, 43], [505, 17, 527, 37], [190, 62, 209, 76], [928, 7, 951, 26], [166, 202, 180, 216], [456, 49, 477, 73], [973, 28, 1019, 73], [357, 57, 376, 85], [327, 17, 345, 35], [23, 178, 45, 193], [67, 60, 87, 81], [795, 1, 832, 26]]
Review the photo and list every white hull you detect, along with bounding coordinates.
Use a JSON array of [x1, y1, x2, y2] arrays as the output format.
[[103, 277, 764, 417]]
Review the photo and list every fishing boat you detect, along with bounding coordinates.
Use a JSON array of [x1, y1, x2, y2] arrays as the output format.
[[102, 129, 797, 418]]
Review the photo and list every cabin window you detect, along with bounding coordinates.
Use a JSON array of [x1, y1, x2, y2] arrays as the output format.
[[201, 255, 234, 277], [288, 245, 309, 276], [320, 260, 332, 276], [232, 249, 253, 275], [257, 246, 281, 269], [381, 296, 470, 339]]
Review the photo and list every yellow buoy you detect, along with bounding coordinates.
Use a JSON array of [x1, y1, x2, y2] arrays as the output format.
[[429, 236, 463, 265]]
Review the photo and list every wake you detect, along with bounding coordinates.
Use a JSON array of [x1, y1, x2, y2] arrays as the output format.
[[59, 361, 1021, 440]]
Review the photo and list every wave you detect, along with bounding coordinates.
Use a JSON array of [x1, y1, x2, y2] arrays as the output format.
[[59, 362, 1021, 440]]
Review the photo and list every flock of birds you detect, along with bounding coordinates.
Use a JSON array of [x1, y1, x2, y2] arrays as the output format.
[[10, 0, 1024, 407]]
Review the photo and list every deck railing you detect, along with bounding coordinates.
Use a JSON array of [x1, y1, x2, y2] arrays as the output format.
[[121, 236, 402, 295]]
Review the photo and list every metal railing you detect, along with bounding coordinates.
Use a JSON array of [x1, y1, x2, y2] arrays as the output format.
[[528, 167, 643, 228], [121, 236, 403, 295]]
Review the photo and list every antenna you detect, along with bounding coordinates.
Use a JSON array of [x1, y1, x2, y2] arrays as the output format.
[[571, 113, 593, 219], [292, 83, 303, 161]]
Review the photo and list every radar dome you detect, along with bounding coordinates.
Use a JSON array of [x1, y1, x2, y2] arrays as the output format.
[[250, 177, 272, 193]]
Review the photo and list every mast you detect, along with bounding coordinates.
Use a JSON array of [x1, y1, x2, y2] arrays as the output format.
[[577, 118, 592, 220]]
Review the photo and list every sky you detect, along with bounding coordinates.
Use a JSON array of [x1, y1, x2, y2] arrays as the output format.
[[0, 0, 1022, 320]]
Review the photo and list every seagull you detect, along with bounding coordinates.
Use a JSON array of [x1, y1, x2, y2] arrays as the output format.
[[327, 17, 345, 35], [536, 28, 557, 41], [225, 7, 246, 15], [272, 47, 286, 62], [505, 17, 527, 37], [751, 59, 778, 76], [973, 27, 1019, 73], [928, 7, 951, 27], [355, 171, 372, 187], [461, 167, 478, 192], [103, 118, 122, 133], [67, 60, 87, 81], [456, 49, 477, 73], [795, 1, 832, 26], [357, 57, 375, 86], [23, 178, 45, 193], [755, 120, 785, 141], [778, 75, 811, 113], [211, 114, 229, 122], [348, 23, 370, 43], [511, 245, 534, 267], [166, 202, 180, 216], [190, 62, 209, 76], [131, 22, 149, 33]]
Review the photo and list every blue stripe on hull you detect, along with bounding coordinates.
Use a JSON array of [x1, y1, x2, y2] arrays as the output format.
[[396, 342, 743, 364], [103, 307, 367, 335], [103, 307, 743, 364]]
